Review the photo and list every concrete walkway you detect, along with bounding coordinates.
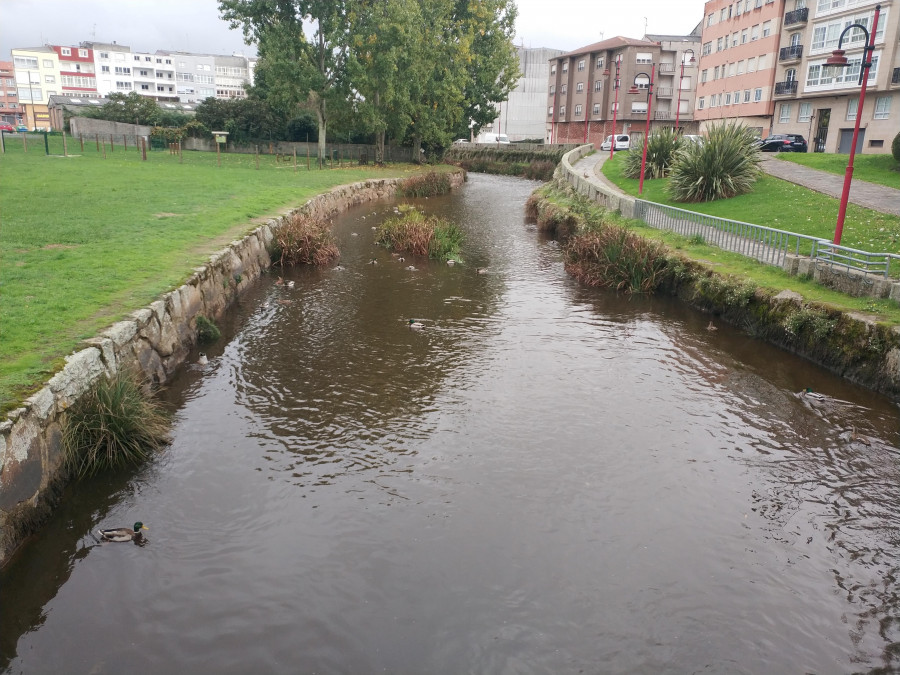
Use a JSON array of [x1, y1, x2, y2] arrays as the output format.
[[759, 155, 900, 217]]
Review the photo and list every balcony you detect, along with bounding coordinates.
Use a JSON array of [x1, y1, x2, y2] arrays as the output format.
[[892, 67, 900, 86], [784, 7, 808, 25], [658, 63, 675, 74], [654, 110, 674, 120], [655, 87, 674, 98], [774, 80, 798, 96], [779, 45, 803, 62]]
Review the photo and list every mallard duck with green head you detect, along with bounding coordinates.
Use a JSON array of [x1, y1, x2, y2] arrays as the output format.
[[98, 522, 148, 542]]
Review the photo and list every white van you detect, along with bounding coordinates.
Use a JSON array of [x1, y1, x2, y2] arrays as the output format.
[[600, 134, 630, 151], [477, 132, 511, 144]]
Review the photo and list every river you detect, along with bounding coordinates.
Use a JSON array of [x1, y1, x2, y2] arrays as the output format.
[[2, 173, 898, 674]]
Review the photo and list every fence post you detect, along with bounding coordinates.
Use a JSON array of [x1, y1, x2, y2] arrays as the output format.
[[255, 145, 259, 170], [80, 134, 84, 152], [178, 140, 183, 164], [43, 131, 49, 155], [22, 131, 26, 153], [124, 134, 128, 151], [141, 137, 147, 161], [96, 133, 100, 152], [293, 147, 297, 173], [0, 130, 4, 154], [110, 134, 114, 152], [62, 130, 68, 157], [102, 139, 107, 159], [306, 145, 310, 171]]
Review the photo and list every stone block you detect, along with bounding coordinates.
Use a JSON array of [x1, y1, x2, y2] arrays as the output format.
[[24, 388, 55, 422], [103, 320, 138, 347], [0, 415, 44, 510], [889, 282, 900, 304], [48, 348, 105, 410], [796, 258, 813, 276], [782, 254, 801, 276], [83, 336, 117, 374]]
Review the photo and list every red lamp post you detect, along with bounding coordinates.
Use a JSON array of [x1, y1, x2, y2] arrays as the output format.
[[674, 49, 695, 132], [630, 66, 655, 195], [609, 55, 622, 159], [826, 4, 880, 245]]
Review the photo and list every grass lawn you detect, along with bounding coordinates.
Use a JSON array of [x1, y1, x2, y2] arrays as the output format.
[[0, 142, 436, 411], [775, 152, 900, 189], [601, 152, 900, 255]]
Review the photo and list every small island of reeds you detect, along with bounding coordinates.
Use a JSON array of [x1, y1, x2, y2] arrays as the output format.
[[375, 204, 463, 262]]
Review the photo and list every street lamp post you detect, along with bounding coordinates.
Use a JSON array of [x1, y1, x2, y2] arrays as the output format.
[[674, 49, 695, 131], [825, 4, 881, 245], [629, 65, 655, 195], [609, 55, 622, 159]]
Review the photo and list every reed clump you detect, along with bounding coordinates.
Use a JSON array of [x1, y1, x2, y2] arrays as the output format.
[[376, 205, 463, 261], [195, 315, 221, 344], [62, 368, 170, 478], [564, 225, 669, 293], [397, 171, 452, 198], [275, 212, 340, 267]]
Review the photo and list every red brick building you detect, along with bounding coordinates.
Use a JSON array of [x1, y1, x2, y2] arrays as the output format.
[[547, 33, 702, 147]]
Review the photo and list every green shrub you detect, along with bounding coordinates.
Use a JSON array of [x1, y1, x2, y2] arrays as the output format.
[[62, 369, 170, 478], [622, 128, 682, 180], [667, 121, 761, 202], [892, 130, 900, 164], [274, 212, 340, 267], [564, 224, 669, 293], [398, 171, 452, 198], [196, 315, 221, 344]]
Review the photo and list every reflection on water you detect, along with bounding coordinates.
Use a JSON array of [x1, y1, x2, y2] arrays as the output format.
[[2, 174, 899, 674]]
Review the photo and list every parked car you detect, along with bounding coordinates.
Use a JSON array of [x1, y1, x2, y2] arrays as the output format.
[[16, 124, 28, 132], [682, 134, 704, 145], [452, 138, 469, 145], [0, 123, 14, 133], [755, 134, 808, 153], [600, 134, 630, 151], [476, 132, 510, 144]]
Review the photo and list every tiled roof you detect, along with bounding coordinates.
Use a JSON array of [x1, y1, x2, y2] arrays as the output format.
[[556, 36, 658, 59]]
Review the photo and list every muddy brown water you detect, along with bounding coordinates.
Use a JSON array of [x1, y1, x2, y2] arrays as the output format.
[[2, 174, 899, 674]]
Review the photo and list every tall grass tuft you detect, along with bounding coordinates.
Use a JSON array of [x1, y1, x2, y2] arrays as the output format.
[[376, 206, 463, 261], [275, 212, 340, 266], [195, 315, 221, 344], [398, 171, 452, 198], [667, 121, 761, 202], [564, 225, 670, 293], [62, 369, 170, 478], [622, 128, 682, 180]]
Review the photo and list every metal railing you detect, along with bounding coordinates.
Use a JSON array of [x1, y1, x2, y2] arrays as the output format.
[[658, 64, 676, 74], [892, 67, 900, 85], [656, 87, 674, 98], [774, 80, 798, 95], [634, 200, 900, 278], [654, 110, 674, 119], [784, 7, 809, 24], [779, 45, 803, 61]]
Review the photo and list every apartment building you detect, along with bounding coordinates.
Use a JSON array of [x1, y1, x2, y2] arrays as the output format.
[[10, 46, 59, 129], [214, 54, 250, 99], [51, 44, 98, 96], [84, 41, 135, 96], [547, 34, 701, 147], [484, 46, 564, 141], [162, 51, 217, 103], [131, 50, 178, 101], [0, 61, 19, 125], [695, 0, 786, 137], [770, 0, 899, 154]]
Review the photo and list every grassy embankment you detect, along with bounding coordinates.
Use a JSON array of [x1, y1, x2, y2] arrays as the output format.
[[602, 151, 900, 256], [775, 153, 900, 190], [0, 141, 445, 412]]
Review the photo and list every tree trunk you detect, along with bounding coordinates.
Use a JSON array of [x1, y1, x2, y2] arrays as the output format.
[[412, 133, 422, 164], [373, 91, 385, 165], [314, 94, 327, 169]]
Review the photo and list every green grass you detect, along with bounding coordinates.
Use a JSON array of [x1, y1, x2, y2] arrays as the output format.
[[0, 142, 433, 411], [775, 153, 900, 189], [602, 152, 900, 254]]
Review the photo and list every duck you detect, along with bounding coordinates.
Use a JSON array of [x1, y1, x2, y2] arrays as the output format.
[[287, 280, 295, 288], [368, 258, 378, 265], [197, 352, 209, 366], [476, 267, 488, 275], [799, 387, 827, 400], [706, 321, 717, 332], [446, 259, 456, 266], [405, 265, 417, 271], [98, 522, 148, 542], [408, 319, 425, 330]]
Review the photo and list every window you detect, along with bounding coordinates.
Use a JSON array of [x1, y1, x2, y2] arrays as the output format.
[[574, 104, 583, 116], [548, 105, 553, 115], [61, 47, 71, 56], [101, 65, 110, 73], [157, 85, 165, 92], [79, 49, 87, 57], [734, 90, 741, 103], [754, 87, 762, 101], [165, 59, 172, 65], [707, 13, 714, 27], [714, 66, 720, 80], [562, 62, 568, 73], [549, 84, 555, 94], [145, 56, 151, 62], [725, 92, 732, 105], [702, 42, 712, 56], [551, 64, 557, 74], [699, 96, 705, 109], [751, 24, 760, 40], [785, 68, 796, 82], [741, 28, 748, 44], [594, 80, 602, 91], [779, 103, 791, 122], [611, 102, 618, 113], [140, 70, 149, 76], [43, 60, 53, 68], [560, 105, 566, 116], [116, 81, 132, 90], [798, 102, 812, 121], [636, 52, 653, 64], [134, 55, 141, 61], [593, 103, 601, 115], [717, 37, 724, 51], [141, 84, 150, 90], [737, 60, 745, 75], [721, 8, 728, 20], [758, 54, 768, 70], [744, 89, 751, 102], [681, 76, 692, 90], [700, 69, 708, 83], [811, 9, 886, 53], [762, 20, 772, 37], [874, 96, 891, 119], [736, 0, 743, 12], [755, 0, 762, 7], [844, 96, 858, 121], [732, 32, 739, 48], [576, 82, 584, 93], [114, 67, 131, 75], [156, 58, 162, 64], [99, 52, 109, 59], [561, 84, 567, 94], [631, 101, 648, 113], [44, 75, 55, 83], [14, 56, 38, 69], [577, 59, 585, 71], [596, 57, 604, 69], [727, 62, 735, 77]]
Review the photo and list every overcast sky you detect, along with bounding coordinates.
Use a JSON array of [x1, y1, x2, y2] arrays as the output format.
[[0, 0, 703, 60]]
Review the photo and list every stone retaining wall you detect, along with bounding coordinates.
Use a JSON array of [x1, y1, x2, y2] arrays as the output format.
[[0, 170, 465, 566]]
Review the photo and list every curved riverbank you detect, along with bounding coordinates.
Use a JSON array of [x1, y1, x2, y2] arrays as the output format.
[[0, 170, 466, 566]]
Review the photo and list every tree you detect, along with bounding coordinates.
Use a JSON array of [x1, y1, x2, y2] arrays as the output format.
[[82, 92, 163, 126], [220, 0, 352, 166]]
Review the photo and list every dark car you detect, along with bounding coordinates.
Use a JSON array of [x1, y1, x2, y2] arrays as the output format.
[[756, 134, 808, 152]]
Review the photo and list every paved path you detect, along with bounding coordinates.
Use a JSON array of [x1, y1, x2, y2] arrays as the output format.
[[759, 156, 900, 217]]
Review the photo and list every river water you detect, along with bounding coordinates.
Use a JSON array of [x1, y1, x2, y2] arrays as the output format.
[[2, 174, 899, 674]]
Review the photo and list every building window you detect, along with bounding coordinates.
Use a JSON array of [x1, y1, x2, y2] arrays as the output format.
[[732, 32, 739, 48], [744, 89, 751, 102], [101, 65, 110, 73], [562, 62, 568, 73], [725, 92, 732, 105], [741, 28, 748, 44], [79, 49, 88, 58], [550, 64, 556, 74], [747, 56, 757, 73], [61, 47, 71, 56], [737, 60, 745, 75], [116, 81, 132, 90], [548, 105, 553, 116], [751, 24, 760, 41], [798, 102, 812, 122], [636, 52, 653, 64], [699, 97, 705, 109], [779, 103, 791, 122], [43, 59, 53, 68], [134, 55, 141, 61], [560, 105, 566, 116], [561, 84, 567, 94], [762, 20, 772, 37], [99, 52, 109, 59], [717, 37, 724, 51], [549, 84, 555, 94], [593, 103, 600, 115], [707, 13, 714, 27], [574, 104, 583, 116], [141, 84, 150, 90], [754, 87, 762, 101], [44, 75, 55, 83], [700, 69, 708, 83], [594, 80, 602, 91], [631, 101, 648, 113], [874, 96, 891, 119], [702, 42, 712, 56], [714, 66, 720, 80], [576, 82, 584, 93], [596, 57, 604, 69], [577, 59, 585, 71]]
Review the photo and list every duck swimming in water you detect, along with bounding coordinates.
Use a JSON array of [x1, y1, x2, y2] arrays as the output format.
[[408, 319, 425, 330], [98, 522, 148, 542]]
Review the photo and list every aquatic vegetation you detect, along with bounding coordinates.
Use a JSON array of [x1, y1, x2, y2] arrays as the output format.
[[376, 207, 463, 262], [397, 171, 452, 198], [274, 212, 340, 267], [195, 315, 221, 344], [62, 369, 170, 478], [564, 225, 669, 294]]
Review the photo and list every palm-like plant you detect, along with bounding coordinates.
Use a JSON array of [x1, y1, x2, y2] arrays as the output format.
[[667, 121, 761, 202], [622, 127, 682, 180]]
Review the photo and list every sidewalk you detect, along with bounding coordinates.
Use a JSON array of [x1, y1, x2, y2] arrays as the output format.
[[759, 155, 900, 217]]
